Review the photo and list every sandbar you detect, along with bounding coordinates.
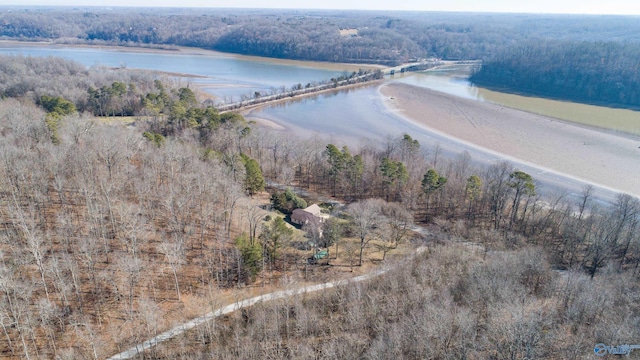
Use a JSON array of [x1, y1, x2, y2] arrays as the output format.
[[380, 82, 640, 197]]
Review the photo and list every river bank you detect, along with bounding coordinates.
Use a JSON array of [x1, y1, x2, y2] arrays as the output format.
[[240, 80, 383, 124], [380, 82, 640, 198], [0, 40, 383, 73]]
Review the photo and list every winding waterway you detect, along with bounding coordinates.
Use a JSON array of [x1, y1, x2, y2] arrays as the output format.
[[1, 43, 637, 202], [251, 66, 486, 144], [0, 44, 345, 102]]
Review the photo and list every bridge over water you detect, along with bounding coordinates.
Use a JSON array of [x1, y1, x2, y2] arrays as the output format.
[[385, 59, 481, 75]]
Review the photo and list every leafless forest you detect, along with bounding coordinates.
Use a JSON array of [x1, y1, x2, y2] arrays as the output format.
[[145, 246, 640, 359], [1, 55, 639, 359]]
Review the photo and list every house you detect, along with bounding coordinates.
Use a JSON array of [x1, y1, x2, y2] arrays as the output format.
[[291, 208, 319, 225], [290, 204, 325, 226], [303, 204, 322, 218]]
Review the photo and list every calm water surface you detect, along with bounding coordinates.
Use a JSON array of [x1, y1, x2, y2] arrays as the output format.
[[393, 65, 481, 100], [0, 45, 345, 102], [0, 44, 482, 137], [0, 45, 624, 201], [253, 66, 481, 144], [254, 85, 408, 143]]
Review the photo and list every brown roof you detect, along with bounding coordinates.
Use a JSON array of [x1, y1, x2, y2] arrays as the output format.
[[291, 209, 319, 225]]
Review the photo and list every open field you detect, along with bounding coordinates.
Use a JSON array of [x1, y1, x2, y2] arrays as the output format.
[[381, 82, 640, 198]]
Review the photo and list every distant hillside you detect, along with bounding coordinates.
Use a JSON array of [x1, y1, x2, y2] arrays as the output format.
[[470, 40, 640, 109], [2, 8, 640, 64]]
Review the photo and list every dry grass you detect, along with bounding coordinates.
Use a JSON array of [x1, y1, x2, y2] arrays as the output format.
[[478, 87, 640, 135], [94, 115, 145, 125]]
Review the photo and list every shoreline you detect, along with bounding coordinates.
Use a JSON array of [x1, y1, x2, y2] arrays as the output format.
[[0, 40, 384, 73], [0, 40, 386, 104], [380, 82, 640, 198], [239, 80, 383, 118], [3, 39, 636, 197]]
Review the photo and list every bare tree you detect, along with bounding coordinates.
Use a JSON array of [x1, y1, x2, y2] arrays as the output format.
[[583, 215, 615, 279], [431, 143, 442, 168], [245, 200, 266, 244], [160, 234, 185, 300], [137, 296, 163, 341], [0, 257, 36, 360], [577, 184, 593, 221], [371, 202, 414, 261], [380, 201, 414, 248], [74, 317, 104, 360], [115, 202, 148, 258], [116, 254, 143, 319], [343, 242, 359, 272], [611, 194, 640, 266], [9, 201, 51, 301], [348, 198, 383, 266], [484, 161, 513, 230], [217, 176, 243, 239]]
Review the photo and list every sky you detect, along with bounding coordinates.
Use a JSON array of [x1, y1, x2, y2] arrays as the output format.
[[2, 0, 640, 15]]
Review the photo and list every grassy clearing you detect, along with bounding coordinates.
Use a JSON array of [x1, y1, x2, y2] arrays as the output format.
[[94, 115, 151, 125], [478, 87, 640, 135]]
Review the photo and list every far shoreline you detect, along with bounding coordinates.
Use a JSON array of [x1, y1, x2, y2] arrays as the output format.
[[0, 40, 385, 73]]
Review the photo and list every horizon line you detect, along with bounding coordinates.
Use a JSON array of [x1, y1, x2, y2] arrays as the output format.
[[0, 4, 639, 17]]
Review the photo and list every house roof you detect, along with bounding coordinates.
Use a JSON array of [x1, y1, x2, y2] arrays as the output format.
[[291, 209, 318, 224], [303, 204, 322, 217]]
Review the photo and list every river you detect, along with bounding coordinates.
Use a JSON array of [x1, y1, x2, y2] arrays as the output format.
[[0, 43, 635, 202], [250, 65, 486, 144], [0, 44, 347, 103]]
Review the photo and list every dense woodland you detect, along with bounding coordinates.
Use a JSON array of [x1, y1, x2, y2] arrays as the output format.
[[470, 40, 640, 109], [2, 7, 640, 107], [0, 55, 640, 358]]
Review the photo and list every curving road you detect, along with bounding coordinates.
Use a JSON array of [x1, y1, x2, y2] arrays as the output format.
[[107, 266, 393, 359]]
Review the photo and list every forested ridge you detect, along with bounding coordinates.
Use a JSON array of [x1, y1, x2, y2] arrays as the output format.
[[470, 40, 640, 109], [1, 56, 640, 358], [2, 8, 640, 63], [148, 246, 640, 359]]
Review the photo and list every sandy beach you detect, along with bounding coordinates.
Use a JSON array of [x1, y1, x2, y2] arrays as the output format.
[[380, 82, 640, 197]]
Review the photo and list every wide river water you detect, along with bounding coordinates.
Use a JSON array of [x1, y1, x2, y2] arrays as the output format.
[[252, 66, 484, 145], [0, 44, 634, 202], [0, 44, 347, 102], [0, 44, 487, 144]]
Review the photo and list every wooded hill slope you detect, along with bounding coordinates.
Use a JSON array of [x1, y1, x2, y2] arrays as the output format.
[[1, 53, 640, 359], [470, 40, 640, 109], [144, 244, 640, 359]]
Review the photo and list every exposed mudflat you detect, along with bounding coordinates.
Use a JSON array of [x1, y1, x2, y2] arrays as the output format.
[[381, 82, 640, 197]]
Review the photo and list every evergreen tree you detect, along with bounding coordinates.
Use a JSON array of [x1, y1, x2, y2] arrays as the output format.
[[241, 154, 265, 196]]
